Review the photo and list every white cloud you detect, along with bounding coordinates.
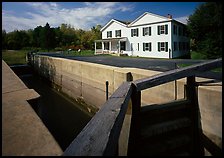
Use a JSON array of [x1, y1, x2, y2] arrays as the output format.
[[175, 16, 189, 25], [2, 2, 134, 32]]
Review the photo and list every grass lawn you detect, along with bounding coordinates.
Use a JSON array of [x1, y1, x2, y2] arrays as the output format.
[[177, 63, 222, 73], [2, 50, 28, 65], [190, 51, 207, 60], [60, 50, 95, 56]]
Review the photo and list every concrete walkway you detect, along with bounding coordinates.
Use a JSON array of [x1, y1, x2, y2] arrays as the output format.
[[2, 60, 63, 156]]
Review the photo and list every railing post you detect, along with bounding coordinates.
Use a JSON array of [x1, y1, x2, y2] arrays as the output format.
[[117, 72, 133, 156], [128, 84, 141, 155], [106, 81, 109, 100], [186, 76, 204, 155]]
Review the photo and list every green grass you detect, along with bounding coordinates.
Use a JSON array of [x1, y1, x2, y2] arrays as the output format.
[[2, 50, 28, 65], [61, 50, 95, 56], [177, 63, 222, 72], [190, 51, 207, 60]]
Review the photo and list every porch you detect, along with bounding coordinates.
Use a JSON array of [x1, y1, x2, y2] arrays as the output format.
[[94, 37, 128, 55]]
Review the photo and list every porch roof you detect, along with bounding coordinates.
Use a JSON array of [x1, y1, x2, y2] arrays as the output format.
[[95, 37, 127, 42]]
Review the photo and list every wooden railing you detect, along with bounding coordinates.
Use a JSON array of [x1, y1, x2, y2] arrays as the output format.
[[63, 58, 222, 156]]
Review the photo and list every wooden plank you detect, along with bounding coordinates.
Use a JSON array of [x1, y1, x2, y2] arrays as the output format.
[[133, 58, 222, 91], [63, 82, 132, 156]]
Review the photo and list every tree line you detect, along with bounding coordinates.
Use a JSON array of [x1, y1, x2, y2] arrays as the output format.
[[2, 2, 222, 59], [2, 23, 102, 51]]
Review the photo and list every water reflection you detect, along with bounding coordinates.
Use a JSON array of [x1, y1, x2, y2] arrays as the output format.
[[20, 73, 92, 151]]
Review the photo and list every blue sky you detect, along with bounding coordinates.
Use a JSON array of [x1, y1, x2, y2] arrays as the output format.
[[2, 2, 204, 33]]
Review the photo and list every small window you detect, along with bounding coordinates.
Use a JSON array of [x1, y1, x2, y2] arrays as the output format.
[[131, 28, 139, 37], [158, 42, 168, 52], [143, 27, 151, 36], [115, 30, 121, 37], [173, 25, 177, 35], [107, 31, 112, 38], [143, 42, 152, 51], [161, 42, 165, 51], [178, 26, 182, 36], [158, 24, 168, 35]]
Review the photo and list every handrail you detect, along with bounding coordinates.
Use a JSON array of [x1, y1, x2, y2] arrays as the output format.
[[63, 82, 133, 156], [133, 58, 222, 91], [62, 58, 222, 156]]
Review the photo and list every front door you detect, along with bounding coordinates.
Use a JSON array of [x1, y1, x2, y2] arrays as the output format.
[[120, 41, 126, 51]]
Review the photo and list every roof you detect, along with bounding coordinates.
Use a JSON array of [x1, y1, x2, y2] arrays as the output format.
[[100, 12, 186, 32], [100, 19, 128, 32], [114, 19, 132, 25]]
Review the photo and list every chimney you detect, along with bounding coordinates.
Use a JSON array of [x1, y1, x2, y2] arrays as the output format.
[[167, 14, 172, 19]]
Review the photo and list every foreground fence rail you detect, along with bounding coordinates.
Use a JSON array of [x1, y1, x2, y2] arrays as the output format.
[[62, 58, 222, 156]]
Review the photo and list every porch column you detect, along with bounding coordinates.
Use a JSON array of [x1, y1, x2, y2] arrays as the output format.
[[109, 41, 112, 53], [101, 42, 104, 54], [94, 42, 96, 55]]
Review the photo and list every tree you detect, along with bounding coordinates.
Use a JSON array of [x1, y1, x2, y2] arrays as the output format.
[[2, 30, 7, 49], [187, 2, 222, 59]]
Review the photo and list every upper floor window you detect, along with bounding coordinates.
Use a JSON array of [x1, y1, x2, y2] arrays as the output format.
[[115, 30, 121, 37], [173, 25, 177, 35], [178, 26, 182, 36], [158, 42, 168, 52], [143, 27, 151, 36], [143, 42, 152, 51], [131, 28, 139, 37], [158, 24, 168, 35], [107, 31, 112, 38]]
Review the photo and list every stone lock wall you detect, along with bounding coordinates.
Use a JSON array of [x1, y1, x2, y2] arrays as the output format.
[[33, 55, 222, 155]]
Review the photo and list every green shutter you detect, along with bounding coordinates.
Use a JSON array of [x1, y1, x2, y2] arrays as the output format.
[[149, 43, 151, 51], [131, 29, 133, 37], [165, 25, 168, 34], [137, 28, 139, 37], [143, 43, 145, 51], [165, 42, 168, 52], [158, 26, 160, 35], [149, 27, 151, 36], [158, 42, 160, 51], [143, 28, 145, 36]]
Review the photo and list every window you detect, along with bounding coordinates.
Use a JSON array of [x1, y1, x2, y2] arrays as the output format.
[[178, 26, 182, 36], [115, 30, 121, 37], [143, 42, 152, 51], [179, 42, 182, 51], [174, 42, 177, 51], [131, 28, 139, 37], [107, 31, 112, 38], [158, 42, 168, 52], [158, 24, 168, 35], [173, 25, 177, 35], [143, 27, 151, 36]]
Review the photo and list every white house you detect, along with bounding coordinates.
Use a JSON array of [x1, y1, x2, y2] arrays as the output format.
[[94, 12, 190, 59]]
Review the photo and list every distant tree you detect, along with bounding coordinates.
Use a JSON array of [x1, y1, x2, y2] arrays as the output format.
[[187, 2, 222, 59], [33, 26, 43, 48], [2, 30, 7, 49], [40, 23, 56, 51]]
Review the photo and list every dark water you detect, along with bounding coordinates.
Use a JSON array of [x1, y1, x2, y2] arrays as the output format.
[[19, 73, 92, 151]]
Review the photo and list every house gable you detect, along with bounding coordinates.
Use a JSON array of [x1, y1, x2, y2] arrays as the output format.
[[101, 19, 127, 32], [129, 12, 171, 27]]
